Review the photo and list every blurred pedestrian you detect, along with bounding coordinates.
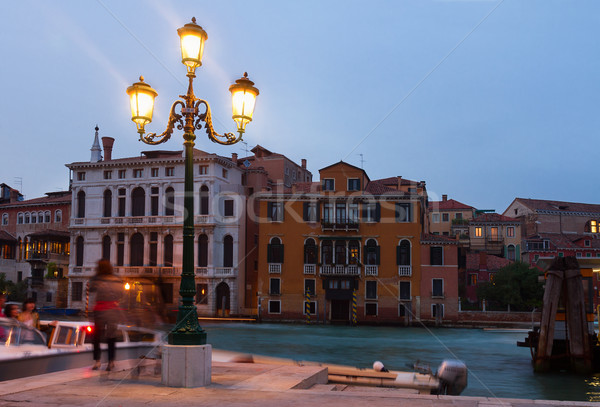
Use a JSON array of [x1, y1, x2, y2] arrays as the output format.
[[18, 299, 40, 341], [90, 259, 123, 371], [4, 304, 19, 320], [0, 293, 6, 317]]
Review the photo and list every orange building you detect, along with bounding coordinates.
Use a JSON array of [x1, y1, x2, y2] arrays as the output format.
[[256, 161, 428, 323]]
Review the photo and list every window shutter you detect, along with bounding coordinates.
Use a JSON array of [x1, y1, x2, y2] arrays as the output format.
[[396, 246, 401, 265], [267, 202, 273, 221], [267, 244, 272, 263], [375, 246, 381, 265], [316, 202, 321, 221], [303, 202, 309, 221], [362, 204, 367, 221], [375, 203, 381, 222], [280, 245, 284, 263]]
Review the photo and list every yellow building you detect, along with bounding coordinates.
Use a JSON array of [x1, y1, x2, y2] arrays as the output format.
[[256, 162, 428, 323]]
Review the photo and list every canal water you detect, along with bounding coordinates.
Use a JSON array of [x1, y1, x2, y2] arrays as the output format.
[[201, 322, 600, 402]]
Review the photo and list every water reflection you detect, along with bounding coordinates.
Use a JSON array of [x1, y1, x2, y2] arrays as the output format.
[[202, 322, 599, 402]]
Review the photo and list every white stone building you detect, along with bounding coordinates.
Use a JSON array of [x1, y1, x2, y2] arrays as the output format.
[[66, 130, 246, 317]]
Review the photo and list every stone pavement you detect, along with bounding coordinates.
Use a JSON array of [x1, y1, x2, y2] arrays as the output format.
[[0, 359, 596, 407]]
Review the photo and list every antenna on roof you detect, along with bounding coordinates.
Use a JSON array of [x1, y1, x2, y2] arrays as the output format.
[[14, 177, 22, 193], [358, 154, 366, 169], [240, 141, 249, 157]]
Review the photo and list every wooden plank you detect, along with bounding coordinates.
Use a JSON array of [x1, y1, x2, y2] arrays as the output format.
[[535, 259, 564, 373], [564, 260, 592, 374]]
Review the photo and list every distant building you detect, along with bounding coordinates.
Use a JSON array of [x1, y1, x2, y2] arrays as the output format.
[[65, 130, 247, 316], [420, 234, 459, 322], [0, 189, 71, 306], [428, 195, 474, 237], [256, 161, 429, 323], [464, 252, 511, 304], [468, 213, 522, 260]]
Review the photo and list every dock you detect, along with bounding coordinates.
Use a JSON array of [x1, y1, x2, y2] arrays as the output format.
[[0, 358, 596, 406]]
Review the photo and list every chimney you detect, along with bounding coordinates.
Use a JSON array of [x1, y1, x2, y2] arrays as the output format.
[[442, 194, 448, 202], [232, 153, 238, 163], [479, 252, 487, 271], [101, 137, 115, 161], [301, 159, 307, 169]]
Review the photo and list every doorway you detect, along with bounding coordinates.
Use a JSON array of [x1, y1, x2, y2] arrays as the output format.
[[330, 299, 350, 322], [215, 282, 230, 317]]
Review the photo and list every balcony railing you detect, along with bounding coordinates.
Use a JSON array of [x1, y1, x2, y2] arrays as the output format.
[[320, 264, 360, 276], [365, 265, 378, 276], [72, 215, 180, 227], [398, 265, 412, 277], [321, 219, 360, 231], [268, 263, 282, 274], [113, 266, 182, 276], [304, 264, 316, 274]]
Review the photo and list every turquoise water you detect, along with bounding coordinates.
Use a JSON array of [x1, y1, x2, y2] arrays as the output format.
[[202, 322, 600, 402]]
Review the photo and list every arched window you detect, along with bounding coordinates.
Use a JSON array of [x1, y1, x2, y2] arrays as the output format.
[[17, 213, 23, 224], [164, 187, 175, 216], [267, 237, 284, 264], [24, 212, 30, 224], [164, 234, 173, 267], [223, 235, 234, 267], [198, 234, 208, 267], [130, 233, 144, 266], [349, 240, 360, 264], [131, 187, 145, 217], [44, 211, 51, 223], [507, 244, 516, 261], [586, 220, 599, 233], [365, 239, 380, 265], [102, 235, 111, 261], [75, 236, 84, 266], [397, 239, 411, 266], [103, 190, 112, 218], [54, 210, 62, 223], [77, 190, 86, 218], [31, 212, 37, 224], [304, 238, 317, 264], [1, 213, 8, 226], [38, 211, 44, 223], [321, 241, 333, 265], [199, 185, 209, 215]]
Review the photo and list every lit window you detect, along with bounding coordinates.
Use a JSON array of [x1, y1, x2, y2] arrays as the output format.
[[592, 220, 598, 233], [469, 274, 478, 286], [475, 227, 482, 237]]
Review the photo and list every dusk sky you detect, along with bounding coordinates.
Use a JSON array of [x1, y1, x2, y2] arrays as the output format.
[[2, 1, 599, 212]]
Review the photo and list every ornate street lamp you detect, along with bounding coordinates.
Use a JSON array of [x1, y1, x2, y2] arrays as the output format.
[[127, 17, 258, 346]]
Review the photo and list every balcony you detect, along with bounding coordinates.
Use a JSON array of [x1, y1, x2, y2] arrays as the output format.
[[321, 219, 359, 232], [398, 265, 412, 277], [215, 267, 234, 276], [268, 263, 282, 274], [72, 215, 179, 227], [194, 267, 236, 277], [365, 265, 378, 276], [113, 266, 182, 277], [319, 264, 360, 276], [304, 264, 316, 274]]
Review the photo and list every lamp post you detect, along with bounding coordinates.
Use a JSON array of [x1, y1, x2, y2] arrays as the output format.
[[127, 18, 258, 346]]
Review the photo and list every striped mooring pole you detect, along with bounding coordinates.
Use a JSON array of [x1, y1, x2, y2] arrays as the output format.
[[305, 290, 311, 324], [85, 281, 89, 318], [352, 288, 357, 325]]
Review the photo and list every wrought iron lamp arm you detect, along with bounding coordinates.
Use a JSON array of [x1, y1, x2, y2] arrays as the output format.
[[195, 99, 243, 145], [139, 100, 185, 145]]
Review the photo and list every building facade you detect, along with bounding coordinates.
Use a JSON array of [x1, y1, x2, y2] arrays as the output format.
[[428, 195, 474, 237], [0, 189, 71, 306], [256, 161, 428, 323], [468, 213, 522, 260], [66, 132, 247, 316]]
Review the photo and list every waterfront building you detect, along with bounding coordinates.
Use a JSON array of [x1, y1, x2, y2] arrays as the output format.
[[419, 234, 459, 322], [428, 195, 474, 237], [468, 213, 522, 260], [0, 187, 71, 306], [463, 252, 510, 304], [256, 161, 428, 323], [65, 129, 246, 316]]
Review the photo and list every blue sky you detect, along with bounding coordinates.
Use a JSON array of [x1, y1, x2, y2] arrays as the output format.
[[1, 0, 599, 211]]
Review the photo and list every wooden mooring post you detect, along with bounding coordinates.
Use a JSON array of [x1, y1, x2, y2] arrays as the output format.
[[534, 257, 592, 374]]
